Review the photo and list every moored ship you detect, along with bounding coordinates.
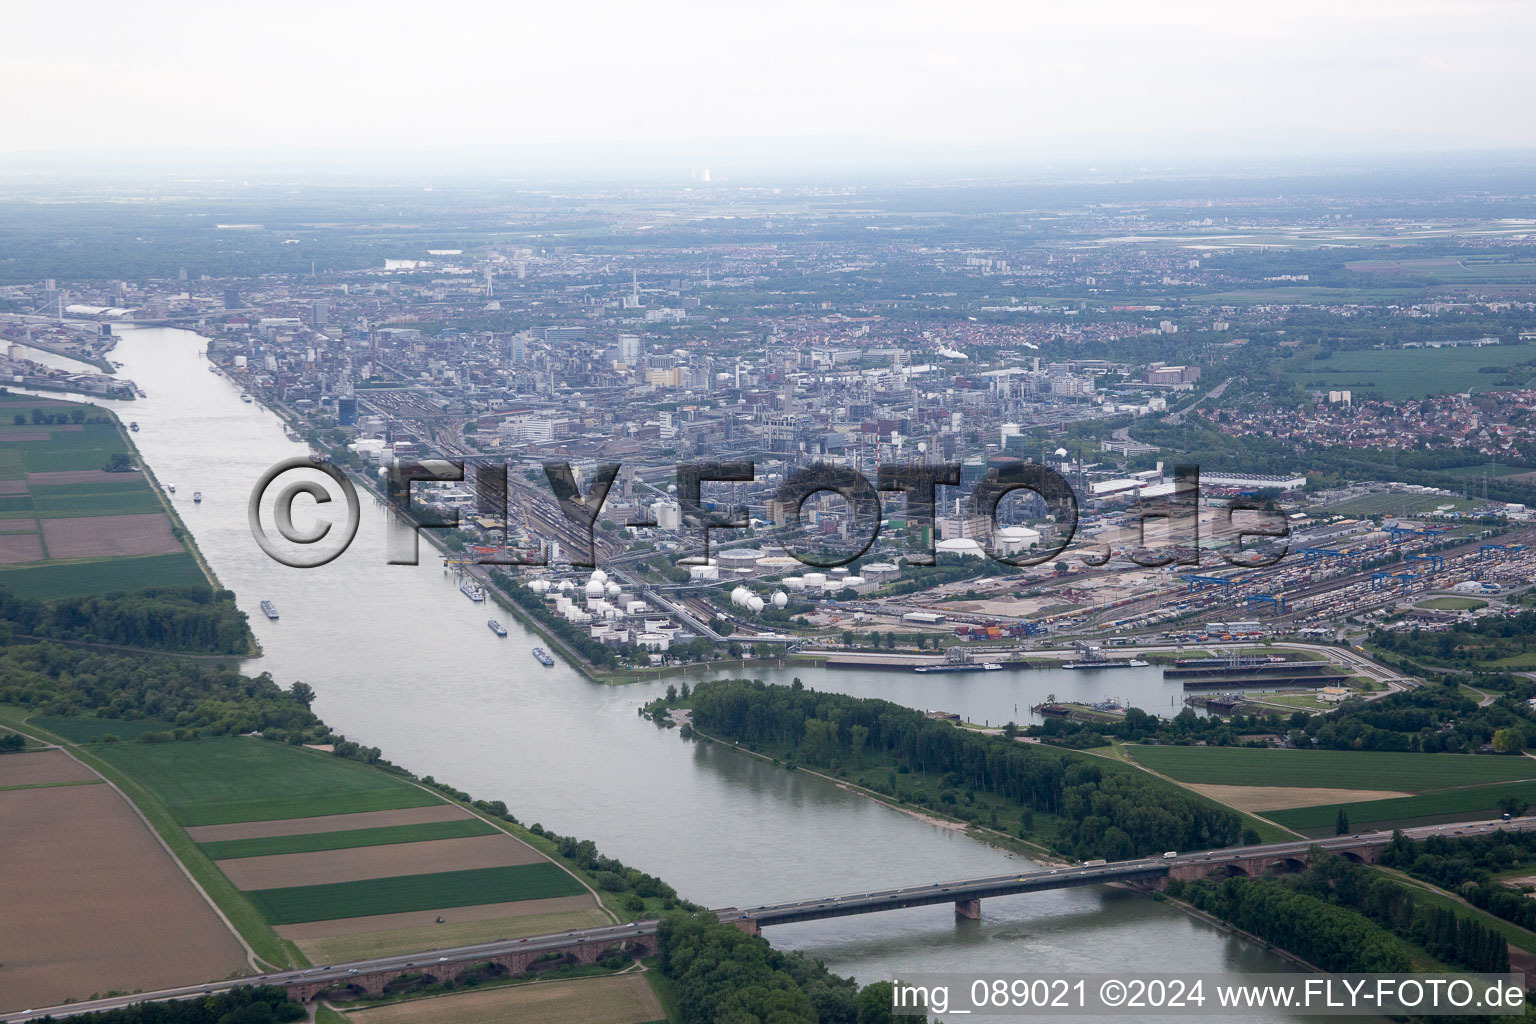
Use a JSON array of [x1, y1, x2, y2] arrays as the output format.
[[532, 647, 555, 666], [914, 648, 1003, 674], [1063, 641, 1149, 670], [460, 582, 486, 602]]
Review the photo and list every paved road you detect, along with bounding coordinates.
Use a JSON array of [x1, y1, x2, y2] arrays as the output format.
[[7, 816, 1533, 1022]]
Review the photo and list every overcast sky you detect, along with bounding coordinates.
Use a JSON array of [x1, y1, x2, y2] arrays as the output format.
[[4, 0, 1533, 164]]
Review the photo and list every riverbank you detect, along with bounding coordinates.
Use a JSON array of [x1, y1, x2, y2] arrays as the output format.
[[673, 717, 1067, 865], [80, 326, 1330, 1002], [20, 334, 118, 374]]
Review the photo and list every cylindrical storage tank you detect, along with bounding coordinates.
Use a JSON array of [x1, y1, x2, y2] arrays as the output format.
[[803, 572, 827, 586]]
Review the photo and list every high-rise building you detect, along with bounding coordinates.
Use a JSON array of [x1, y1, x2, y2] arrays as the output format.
[[618, 334, 641, 366]]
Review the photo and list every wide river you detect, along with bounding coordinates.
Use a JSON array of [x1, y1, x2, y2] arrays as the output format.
[[31, 326, 1345, 1020]]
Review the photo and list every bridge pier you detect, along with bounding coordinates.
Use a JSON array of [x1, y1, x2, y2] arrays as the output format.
[[731, 916, 761, 936], [955, 899, 981, 920]]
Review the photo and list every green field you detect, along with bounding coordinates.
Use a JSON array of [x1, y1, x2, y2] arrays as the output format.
[[0, 419, 137, 475], [1417, 597, 1488, 611], [1309, 492, 1482, 518], [90, 737, 442, 825], [31, 714, 179, 743], [1126, 745, 1536, 792], [1346, 257, 1536, 283], [27, 480, 164, 518], [200, 818, 498, 860], [0, 395, 208, 599], [245, 863, 587, 924], [1285, 344, 1536, 400], [0, 551, 206, 599], [1263, 779, 1536, 834]]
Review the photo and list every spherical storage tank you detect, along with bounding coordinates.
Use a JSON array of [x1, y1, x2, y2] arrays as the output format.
[[730, 586, 751, 607], [585, 579, 605, 598], [746, 595, 765, 613], [529, 580, 550, 594], [772, 591, 788, 608]]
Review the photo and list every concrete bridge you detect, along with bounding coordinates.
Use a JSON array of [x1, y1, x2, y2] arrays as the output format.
[[724, 831, 1390, 934], [8, 818, 1530, 1023], [283, 926, 656, 1002]]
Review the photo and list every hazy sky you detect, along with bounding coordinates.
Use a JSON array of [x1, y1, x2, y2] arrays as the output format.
[[4, 0, 1533, 161]]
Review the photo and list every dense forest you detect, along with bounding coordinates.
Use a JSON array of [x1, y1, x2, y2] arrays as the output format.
[[0, 641, 320, 740], [0, 586, 251, 655], [1028, 677, 1536, 754], [682, 679, 1242, 859], [657, 911, 900, 1024], [1169, 875, 1416, 973], [1172, 849, 1512, 977]]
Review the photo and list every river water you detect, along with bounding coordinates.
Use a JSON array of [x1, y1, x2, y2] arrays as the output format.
[[53, 326, 1339, 1019]]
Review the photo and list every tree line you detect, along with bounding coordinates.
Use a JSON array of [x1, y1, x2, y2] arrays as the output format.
[[0, 641, 321, 741], [684, 679, 1241, 860], [1380, 829, 1536, 938], [657, 911, 900, 1024], [1029, 677, 1536, 755], [1171, 849, 1509, 975], [0, 585, 251, 655], [30, 986, 302, 1024]]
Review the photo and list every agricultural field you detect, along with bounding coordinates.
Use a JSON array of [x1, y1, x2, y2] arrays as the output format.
[[0, 551, 206, 599], [0, 747, 247, 1012], [0, 395, 207, 599], [1284, 343, 1536, 400], [245, 863, 587, 924], [31, 714, 180, 743], [1126, 745, 1536, 836], [198, 818, 499, 859], [342, 974, 666, 1024], [1125, 745, 1536, 791], [286, 899, 611, 965], [1264, 779, 1536, 835], [90, 737, 443, 825], [48, 729, 609, 964], [1345, 257, 1536, 283]]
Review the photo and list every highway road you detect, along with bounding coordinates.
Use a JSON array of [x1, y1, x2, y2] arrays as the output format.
[[7, 816, 1534, 1022]]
